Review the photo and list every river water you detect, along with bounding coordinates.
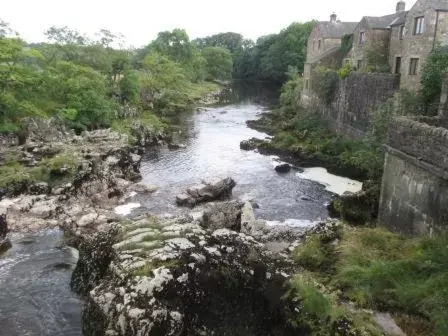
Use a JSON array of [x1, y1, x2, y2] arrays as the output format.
[[0, 89, 360, 335]]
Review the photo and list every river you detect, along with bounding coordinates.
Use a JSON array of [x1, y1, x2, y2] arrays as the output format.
[[0, 88, 361, 335]]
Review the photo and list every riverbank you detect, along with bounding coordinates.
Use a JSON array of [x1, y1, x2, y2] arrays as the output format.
[[243, 108, 383, 224], [239, 94, 448, 335]]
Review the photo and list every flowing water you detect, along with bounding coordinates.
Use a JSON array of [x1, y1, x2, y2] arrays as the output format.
[[0, 86, 361, 335], [0, 230, 82, 336]]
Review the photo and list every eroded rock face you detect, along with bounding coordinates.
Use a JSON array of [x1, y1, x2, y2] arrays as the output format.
[[175, 177, 236, 208], [0, 128, 144, 233], [0, 214, 11, 253], [201, 200, 244, 231], [75, 213, 298, 336]]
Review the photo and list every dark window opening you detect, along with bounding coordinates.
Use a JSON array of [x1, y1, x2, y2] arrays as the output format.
[[395, 57, 402, 74], [409, 58, 419, 75]]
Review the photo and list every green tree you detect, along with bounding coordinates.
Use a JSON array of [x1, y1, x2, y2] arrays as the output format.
[[420, 46, 448, 115], [140, 52, 188, 112], [202, 46, 233, 80], [0, 37, 47, 134]]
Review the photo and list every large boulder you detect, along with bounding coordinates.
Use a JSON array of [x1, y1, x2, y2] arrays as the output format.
[[74, 214, 296, 336], [201, 201, 244, 231], [176, 177, 236, 208]]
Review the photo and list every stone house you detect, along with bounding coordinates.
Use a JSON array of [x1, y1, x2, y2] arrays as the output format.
[[396, 0, 448, 90], [303, 14, 357, 92], [347, 2, 407, 71], [346, 0, 448, 90]]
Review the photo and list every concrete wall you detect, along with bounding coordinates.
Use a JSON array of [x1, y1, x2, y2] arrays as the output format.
[[379, 116, 448, 235], [302, 72, 399, 138]]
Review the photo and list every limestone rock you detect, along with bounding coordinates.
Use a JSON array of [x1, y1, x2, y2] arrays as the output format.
[[74, 214, 296, 336], [201, 201, 244, 231], [176, 177, 236, 207]]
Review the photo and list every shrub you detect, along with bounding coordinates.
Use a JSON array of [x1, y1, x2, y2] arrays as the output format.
[[312, 66, 338, 105], [338, 62, 353, 79], [419, 46, 448, 115]]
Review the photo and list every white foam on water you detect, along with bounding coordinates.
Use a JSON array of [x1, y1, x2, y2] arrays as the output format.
[[114, 202, 141, 216], [266, 218, 315, 228], [296, 167, 362, 195]]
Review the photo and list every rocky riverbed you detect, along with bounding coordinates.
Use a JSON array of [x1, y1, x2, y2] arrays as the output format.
[[0, 96, 381, 336]]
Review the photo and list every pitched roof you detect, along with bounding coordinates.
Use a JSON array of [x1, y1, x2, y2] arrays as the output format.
[[389, 11, 408, 27], [430, 0, 448, 11], [364, 12, 407, 29], [316, 21, 358, 38]]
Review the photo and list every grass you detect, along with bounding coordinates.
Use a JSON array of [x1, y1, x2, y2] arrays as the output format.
[[185, 81, 221, 101], [293, 225, 448, 335], [286, 274, 384, 335], [110, 111, 168, 145], [0, 151, 79, 194]]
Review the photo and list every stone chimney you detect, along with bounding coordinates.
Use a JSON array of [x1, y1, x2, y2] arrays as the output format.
[[396, 1, 406, 12], [330, 13, 337, 23]]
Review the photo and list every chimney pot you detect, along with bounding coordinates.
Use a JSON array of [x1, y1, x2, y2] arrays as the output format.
[[396, 1, 406, 12], [330, 13, 337, 23]]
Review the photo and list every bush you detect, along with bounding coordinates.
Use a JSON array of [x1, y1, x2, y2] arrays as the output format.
[[312, 66, 338, 105], [419, 46, 448, 115], [338, 62, 353, 79]]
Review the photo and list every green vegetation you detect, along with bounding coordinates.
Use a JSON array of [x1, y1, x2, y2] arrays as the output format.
[[292, 225, 448, 335], [0, 22, 225, 139], [195, 22, 315, 84], [287, 274, 384, 335], [420, 46, 448, 115]]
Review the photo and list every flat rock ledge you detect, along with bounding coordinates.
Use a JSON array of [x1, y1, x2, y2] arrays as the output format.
[[74, 212, 297, 336], [175, 177, 236, 208]]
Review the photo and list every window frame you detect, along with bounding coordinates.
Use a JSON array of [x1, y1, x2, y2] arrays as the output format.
[[414, 16, 425, 35], [409, 58, 419, 75], [359, 31, 366, 44], [399, 25, 405, 40]]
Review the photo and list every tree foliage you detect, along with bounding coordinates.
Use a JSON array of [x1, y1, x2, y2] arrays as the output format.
[[202, 47, 233, 80], [420, 46, 448, 115], [0, 23, 228, 137]]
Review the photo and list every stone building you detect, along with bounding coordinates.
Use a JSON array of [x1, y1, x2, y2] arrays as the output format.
[[347, 2, 407, 71], [397, 0, 448, 90], [303, 14, 357, 92]]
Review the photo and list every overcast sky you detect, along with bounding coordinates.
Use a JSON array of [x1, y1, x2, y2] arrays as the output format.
[[2, 0, 417, 47]]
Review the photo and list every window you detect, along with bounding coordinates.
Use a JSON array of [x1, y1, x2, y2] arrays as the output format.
[[414, 17, 424, 35], [359, 31, 366, 44], [318, 40, 322, 49], [305, 79, 309, 90], [409, 58, 419, 75], [399, 25, 405, 40], [313, 41, 316, 51], [357, 59, 364, 70], [395, 57, 402, 74]]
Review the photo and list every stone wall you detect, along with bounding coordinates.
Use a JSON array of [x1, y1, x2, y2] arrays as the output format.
[[347, 18, 391, 69], [302, 72, 399, 138], [388, 25, 405, 73], [379, 116, 448, 235]]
